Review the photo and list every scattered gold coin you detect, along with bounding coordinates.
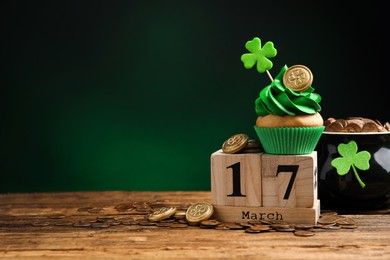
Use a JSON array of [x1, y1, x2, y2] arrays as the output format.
[[173, 210, 187, 219], [249, 225, 271, 232], [222, 134, 249, 153], [336, 217, 356, 226], [317, 214, 341, 225], [294, 224, 314, 230], [169, 223, 188, 228], [245, 227, 262, 233], [294, 230, 315, 237], [283, 64, 313, 92], [186, 201, 214, 224], [148, 207, 177, 222], [200, 219, 221, 228]]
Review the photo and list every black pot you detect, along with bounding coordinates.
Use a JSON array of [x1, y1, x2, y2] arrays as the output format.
[[317, 132, 390, 210]]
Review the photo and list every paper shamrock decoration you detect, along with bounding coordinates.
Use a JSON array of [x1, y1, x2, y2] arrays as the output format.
[[241, 37, 277, 78], [331, 140, 371, 188]]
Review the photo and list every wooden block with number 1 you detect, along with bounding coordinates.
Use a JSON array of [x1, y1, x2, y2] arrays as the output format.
[[211, 149, 262, 207]]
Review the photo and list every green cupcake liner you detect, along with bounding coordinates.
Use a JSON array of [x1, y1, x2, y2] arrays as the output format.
[[253, 126, 325, 155]]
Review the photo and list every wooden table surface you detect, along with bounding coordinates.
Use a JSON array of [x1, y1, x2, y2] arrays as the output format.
[[0, 191, 389, 259]]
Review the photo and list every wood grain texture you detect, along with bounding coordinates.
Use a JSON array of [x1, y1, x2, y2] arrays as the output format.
[[262, 152, 317, 208], [1, 191, 390, 260], [211, 150, 262, 206]]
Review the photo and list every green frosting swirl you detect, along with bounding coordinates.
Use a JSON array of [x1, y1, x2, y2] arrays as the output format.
[[255, 65, 322, 117]]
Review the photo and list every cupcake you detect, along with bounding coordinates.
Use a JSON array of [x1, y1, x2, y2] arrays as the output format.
[[241, 37, 324, 154]]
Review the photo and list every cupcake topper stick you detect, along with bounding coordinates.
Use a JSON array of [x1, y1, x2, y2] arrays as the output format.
[[241, 37, 277, 82], [265, 70, 274, 82]]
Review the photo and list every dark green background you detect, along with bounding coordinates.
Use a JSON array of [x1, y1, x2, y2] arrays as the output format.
[[1, 1, 386, 193]]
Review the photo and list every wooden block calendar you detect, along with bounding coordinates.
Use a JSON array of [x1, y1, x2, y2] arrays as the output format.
[[211, 151, 262, 207], [210, 150, 320, 224]]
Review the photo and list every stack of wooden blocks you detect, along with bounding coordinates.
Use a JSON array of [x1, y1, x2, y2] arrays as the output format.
[[211, 150, 320, 224]]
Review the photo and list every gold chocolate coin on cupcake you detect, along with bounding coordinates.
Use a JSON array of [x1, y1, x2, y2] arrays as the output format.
[[186, 201, 214, 225], [222, 134, 249, 153], [283, 65, 313, 92], [148, 207, 177, 222]]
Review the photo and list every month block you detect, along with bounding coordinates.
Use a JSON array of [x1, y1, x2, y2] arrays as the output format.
[[212, 199, 320, 225], [211, 149, 262, 207], [261, 152, 317, 208]]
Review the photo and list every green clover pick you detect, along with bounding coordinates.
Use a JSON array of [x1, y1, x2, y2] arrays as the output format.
[[241, 37, 277, 81], [331, 140, 371, 188]]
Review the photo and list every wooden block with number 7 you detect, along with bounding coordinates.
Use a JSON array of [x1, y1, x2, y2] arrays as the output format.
[[211, 150, 262, 207], [261, 152, 318, 208]]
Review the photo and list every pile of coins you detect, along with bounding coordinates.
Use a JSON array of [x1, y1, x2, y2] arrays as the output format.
[[28, 201, 214, 230], [324, 117, 390, 133], [27, 201, 358, 238], [222, 134, 263, 154], [194, 211, 357, 237]]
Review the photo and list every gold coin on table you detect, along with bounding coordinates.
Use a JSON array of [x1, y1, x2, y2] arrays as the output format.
[[185, 201, 214, 224], [222, 134, 249, 153], [148, 207, 177, 222], [283, 65, 313, 92], [294, 230, 315, 237]]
